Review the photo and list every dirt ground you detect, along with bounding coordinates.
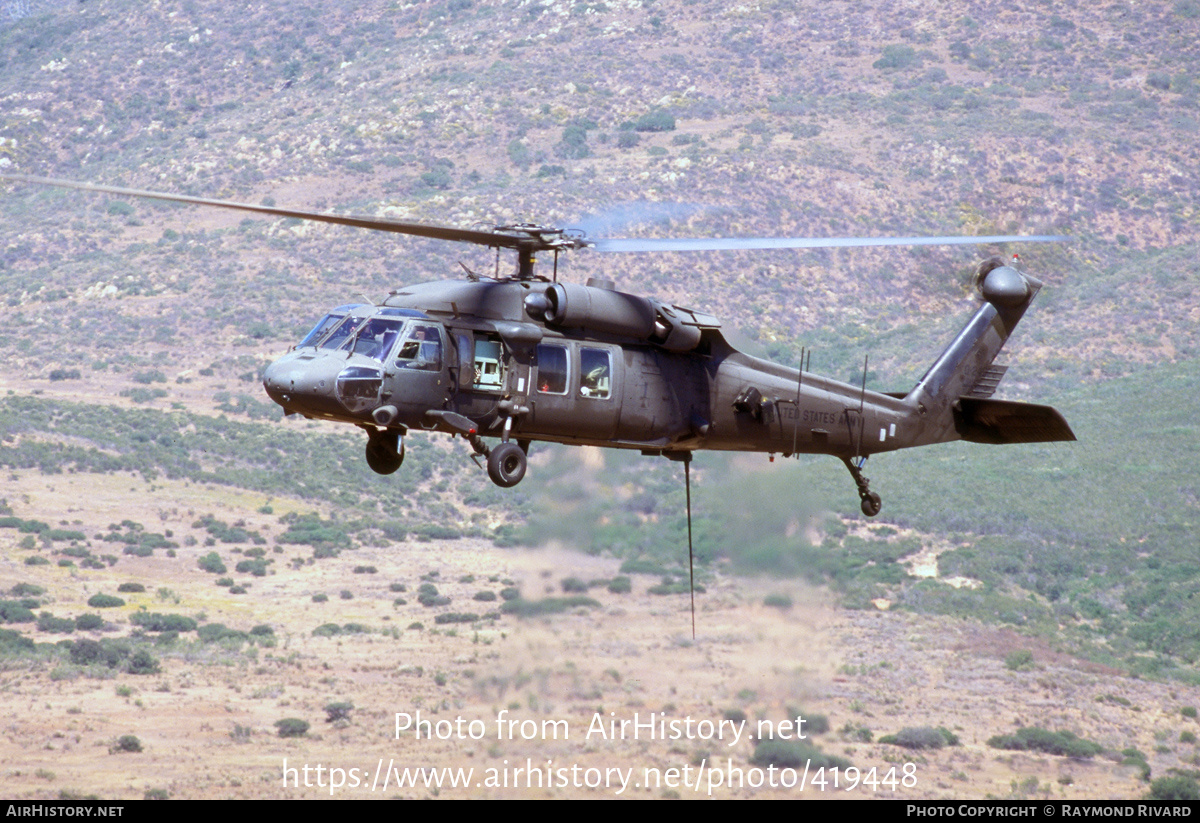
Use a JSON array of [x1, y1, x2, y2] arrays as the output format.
[[0, 469, 1194, 800]]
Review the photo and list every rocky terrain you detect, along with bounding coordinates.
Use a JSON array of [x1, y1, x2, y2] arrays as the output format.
[[0, 0, 1198, 801]]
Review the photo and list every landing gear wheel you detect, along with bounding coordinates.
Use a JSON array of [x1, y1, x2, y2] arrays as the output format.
[[842, 456, 882, 518], [487, 441, 527, 488], [365, 430, 404, 475]]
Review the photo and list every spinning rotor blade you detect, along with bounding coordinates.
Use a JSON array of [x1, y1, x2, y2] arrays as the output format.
[[0, 173, 536, 250], [589, 234, 1071, 252]]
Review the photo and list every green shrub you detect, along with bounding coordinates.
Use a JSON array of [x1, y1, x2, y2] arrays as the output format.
[[764, 593, 793, 610], [235, 558, 270, 576], [607, 576, 632, 594], [1148, 775, 1200, 800], [561, 577, 589, 593], [879, 727, 959, 750], [312, 593, 328, 603], [325, 702, 353, 723], [750, 739, 850, 770], [1005, 650, 1035, 671], [116, 583, 146, 593], [434, 612, 479, 625], [114, 734, 142, 753], [130, 613, 197, 633], [0, 601, 36, 623], [499, 587, 521, 601], [37, 613, 76, 633], [197, 552, 226, 574], [75, 614, 103, 631], [473, 591, 497, 602], [987, 727, 1103, 758], [500, 596, 599, 617], [633, 111, 676, 132], [87, 594, 125, 609], [126, 649, 160, 675], [275, 718, 309, 738], [1182, 706, 1198, 719]]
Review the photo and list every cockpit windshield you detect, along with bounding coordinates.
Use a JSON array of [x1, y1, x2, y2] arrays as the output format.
[[297, 313, 346, 349], [298, 304, 368, 349]]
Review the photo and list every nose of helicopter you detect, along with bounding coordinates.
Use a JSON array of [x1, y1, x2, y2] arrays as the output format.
[[262, 353, 347, 416]]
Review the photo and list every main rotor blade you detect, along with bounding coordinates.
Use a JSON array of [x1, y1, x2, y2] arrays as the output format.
[[590, 234, 1071, 252], [0, 173, 523, 249]]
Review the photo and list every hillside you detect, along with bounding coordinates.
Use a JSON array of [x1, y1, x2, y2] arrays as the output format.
[[0, 0, 1198, 801]]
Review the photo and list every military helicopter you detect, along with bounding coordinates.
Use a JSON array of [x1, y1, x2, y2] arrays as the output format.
[[2, 173, 1074, 519], [2, 173, 1074, 632]]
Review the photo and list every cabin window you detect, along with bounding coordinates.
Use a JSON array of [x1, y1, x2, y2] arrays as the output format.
[[579, 348, 612, 399], [472, 337, 505, 390], [394, 323, 443, 371], [535, 344, 569, 395]]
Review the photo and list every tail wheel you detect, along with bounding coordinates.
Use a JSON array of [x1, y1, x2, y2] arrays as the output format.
[[487, 441, 527, 487], [365, 431, 404, 475], [860, 492, 882, 518]]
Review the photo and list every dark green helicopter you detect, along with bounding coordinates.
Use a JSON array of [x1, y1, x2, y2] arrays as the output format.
[[2, 173, 1074, 521], [3, 173, 1077, 634]]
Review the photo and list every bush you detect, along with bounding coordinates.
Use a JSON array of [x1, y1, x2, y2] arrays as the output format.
[[473, 591, 497, 602], [197, 552, 226, 574], [633, 111, 676, 132], [130, 613, 197, 633], [87, 594, 125, 609], [1148, 775, 1200, 800], [197, 624, 247, 643], [750, 739, 850, 770], [126, 649, 160, 675], [114, 735, 142, 753], [434, 612, 479, 625], [0, 601, 36, 623], [276, 718, 310, 738], [561, 577, 589, 593], [987, 727, 1102, 759], [37, 613, 76, 633], [879, 727, 958, 750], [500, 596, 599, 617], [325, 702, 353, 723], [75, 614, 103, 631], [764, 593, 793, 610], [116, 583, 146, 593], [1004, 650, 1034, 671], [607, 576, 632, 594]]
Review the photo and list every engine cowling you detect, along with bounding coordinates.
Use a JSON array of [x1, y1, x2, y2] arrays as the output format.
[[523, 282, 706, 351]]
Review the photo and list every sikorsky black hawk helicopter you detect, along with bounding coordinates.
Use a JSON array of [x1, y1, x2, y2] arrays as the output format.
[[2, 173, 1075, 522]]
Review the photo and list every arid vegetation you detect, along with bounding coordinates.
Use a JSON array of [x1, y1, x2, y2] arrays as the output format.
[[0, 0, 1197, 800]]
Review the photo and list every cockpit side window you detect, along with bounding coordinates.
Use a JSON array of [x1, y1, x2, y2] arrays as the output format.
[[395, 324, 443, 371]]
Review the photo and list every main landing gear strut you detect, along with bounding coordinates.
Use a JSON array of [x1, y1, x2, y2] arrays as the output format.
[[842, 456, 882, 517]]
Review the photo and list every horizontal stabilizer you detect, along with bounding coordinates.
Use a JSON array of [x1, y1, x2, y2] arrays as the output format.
[[953, 397, 1076, 445]]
